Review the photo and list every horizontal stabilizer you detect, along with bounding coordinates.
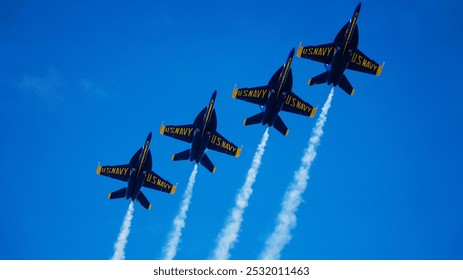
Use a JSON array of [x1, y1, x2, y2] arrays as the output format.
[[108, 187, 127, 200], [136, 191, 152, 210], [339, 75, 355, 96], [200, 154, 216, 173], [172, 149, 190, 161], [273, 115, 289, 136], [243, 112, 263, 126], [308, 71, 329, 86]]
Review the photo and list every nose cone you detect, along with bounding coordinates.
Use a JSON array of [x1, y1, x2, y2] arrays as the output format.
[[211, 90, 217, 101], [146, 132, 152, 143], [355, 2, 362, 14], [289, 47, 295, 59]]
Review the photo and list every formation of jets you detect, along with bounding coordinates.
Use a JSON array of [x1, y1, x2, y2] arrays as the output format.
[[96, 2, 383, 210]]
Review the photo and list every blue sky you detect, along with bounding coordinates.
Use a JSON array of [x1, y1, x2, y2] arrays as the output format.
[[1, 0, 463, 260]]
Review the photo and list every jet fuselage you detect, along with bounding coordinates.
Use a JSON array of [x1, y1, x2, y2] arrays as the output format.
[[189, 91, 217, 163], [262, 48, 295, 127], [327, 2, 361, 86], [125, 132, 153, 201]]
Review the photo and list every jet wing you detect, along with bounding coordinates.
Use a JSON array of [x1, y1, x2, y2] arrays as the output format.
[[282, 92, 317, 118], [347, 49, 383, 76], [297, 43, 335, 64], [160, 124, 194, 143], [208, 131, 242, 157], [96, 164, 131, 182], [144, 170, 177, 194], [232, 85, 269, 106]]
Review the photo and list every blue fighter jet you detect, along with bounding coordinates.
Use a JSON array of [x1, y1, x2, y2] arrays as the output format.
[[232, 48, 317, 136], [160, 90, 242, 173], [96, 132, 176, 210], [298, 2, 384, 95]]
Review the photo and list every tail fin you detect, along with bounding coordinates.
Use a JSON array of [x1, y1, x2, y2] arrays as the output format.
[[338, 74, 354, 95], [244, 112, 264, 126], [273, 115, 289, 136], [172, 149, 190, 161], [200, 154, 216, 173], [308, 71, 329, 86], [108, 187, 127, 199], [136, 191, 152, 210]]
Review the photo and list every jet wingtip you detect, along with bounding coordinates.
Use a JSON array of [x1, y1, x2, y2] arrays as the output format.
[[160, 123, 166, 135], [147, 204, 152, 210], [235, 146, 243, 158], [310, 106, 318, 118], [170, 184, 177, 194], [376, 62, 385, 76], [297, 42, 303, 57], [212, 167, 217, 173], [96, 164, 102, 175], [232, 85, 238, 99]]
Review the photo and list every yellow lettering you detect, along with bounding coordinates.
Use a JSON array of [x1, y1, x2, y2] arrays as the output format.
[[327, 47, 333, 56], [361, 59, 369, 68], [156, 178, 171, 190]]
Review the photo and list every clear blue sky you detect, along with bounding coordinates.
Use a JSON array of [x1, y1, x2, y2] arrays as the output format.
[[1, 0, 462, 260]]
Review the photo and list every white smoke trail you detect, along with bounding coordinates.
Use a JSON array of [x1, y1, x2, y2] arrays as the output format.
[[162, 164, 198, 260], [260, 88, 334, 260], [212, 128, 270, 260], [111, 201, 135, 260]]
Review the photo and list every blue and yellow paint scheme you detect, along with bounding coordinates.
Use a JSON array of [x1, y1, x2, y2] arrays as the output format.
[[232, 47, 317, 136], [160, 90, 242, 173], [297, 2, 384, 95], [96, 132, 177, 210]]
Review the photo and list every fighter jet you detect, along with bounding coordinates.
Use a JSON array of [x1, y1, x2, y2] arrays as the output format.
[[232, 48, 317, 136], [297, 2, 384, 95], [160, 90, 241, 173], [96, 132, 176, 210]]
